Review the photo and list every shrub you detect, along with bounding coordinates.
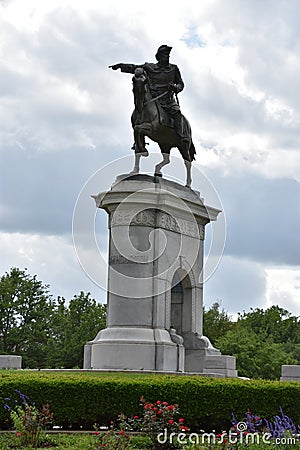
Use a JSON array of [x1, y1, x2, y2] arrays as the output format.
[[0, 371, 299, 431]]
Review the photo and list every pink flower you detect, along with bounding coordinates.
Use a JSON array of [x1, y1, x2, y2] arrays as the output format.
[[162, 402, 168, 406], [133, 415, 139, 419], [157, 410, 162, 415], [118, 430, 125, 435], [168, 405, 174, 411], [15, 432, 22, 437], [168, 419, 174, 425], [178, 418, 184, 423], [156, 400, 161, 405]]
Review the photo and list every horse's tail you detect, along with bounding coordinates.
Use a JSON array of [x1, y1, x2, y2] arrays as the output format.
[[182, 116, 196, 161], [189, 140, 196, 161]]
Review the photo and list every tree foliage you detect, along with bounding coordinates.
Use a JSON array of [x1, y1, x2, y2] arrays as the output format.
[[1, 268, 299, 378], [204, 302, 300, 380], [46, 292, 106, 369], [0, 268, 106, 369], [203, 302, 234, 343]]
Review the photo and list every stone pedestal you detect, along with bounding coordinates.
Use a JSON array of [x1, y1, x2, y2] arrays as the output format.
[[84, 174, 237, 377], [280, 365, 300, 381], [0, 355, 22, 369]]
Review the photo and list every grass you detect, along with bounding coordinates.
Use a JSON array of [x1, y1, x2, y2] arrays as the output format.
[[0, 432, 299, 449], [0, 432, 153, 449], [0, 433, 96, 450]]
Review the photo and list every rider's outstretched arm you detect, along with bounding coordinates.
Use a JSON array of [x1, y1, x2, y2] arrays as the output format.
[[109, 63, 142, 74]]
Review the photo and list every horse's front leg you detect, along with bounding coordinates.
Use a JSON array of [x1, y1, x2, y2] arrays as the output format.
[[184, 160, 192, 188], [130, 153, 142, 174], [154, 153, 170, 177], [134, 124, 150, 157]]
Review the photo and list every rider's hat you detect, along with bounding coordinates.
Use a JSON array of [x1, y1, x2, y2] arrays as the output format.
[[155, 45, 172, 60]]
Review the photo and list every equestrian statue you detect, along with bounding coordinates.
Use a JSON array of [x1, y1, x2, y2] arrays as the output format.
[[109, 45, 196, 187]]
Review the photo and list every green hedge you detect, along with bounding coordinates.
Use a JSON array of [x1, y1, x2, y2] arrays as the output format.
[[0, 371, 299, 431]]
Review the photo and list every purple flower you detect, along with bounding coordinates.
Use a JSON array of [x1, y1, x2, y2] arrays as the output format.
[[15, 389, 30, 405]]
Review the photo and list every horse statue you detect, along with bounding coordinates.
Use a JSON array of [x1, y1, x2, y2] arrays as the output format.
[[130, 69, 196, 188]]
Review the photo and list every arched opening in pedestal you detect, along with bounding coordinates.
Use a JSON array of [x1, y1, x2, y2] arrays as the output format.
[[170, 270, 192, 339]]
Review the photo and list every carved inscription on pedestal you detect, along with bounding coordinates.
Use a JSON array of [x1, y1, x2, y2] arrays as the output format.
[[110, 208, 204, 239], [109, 254, 149, 265], [111, 209, 156, 227]]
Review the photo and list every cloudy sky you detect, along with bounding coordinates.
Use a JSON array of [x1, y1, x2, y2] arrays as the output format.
[[1, 0, 300, 318]]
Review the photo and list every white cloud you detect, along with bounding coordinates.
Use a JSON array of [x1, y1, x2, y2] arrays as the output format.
[[0, 0, 299, 316], [205, 258, 300, 318], [0, 232, 106, 302], [266, 267, 300, 317], [204, 255, 267, 315]]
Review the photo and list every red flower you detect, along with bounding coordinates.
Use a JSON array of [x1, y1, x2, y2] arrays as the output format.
[[153, 407, 158, 411], [156, 400, 161, 405], [180, 426, 188, 431], [168, 419, 174, 425], [94, 431, 99, 435], [168, 405, 174, 411], [162, 402, 168, 406], [118, 430, 125, 435], [179, 418, 184, 423], [133, 415, 139, 419], [157, 410, 162, 415]]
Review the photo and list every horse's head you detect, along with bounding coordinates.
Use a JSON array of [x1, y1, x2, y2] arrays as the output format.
[[132, 68, 148, 114]]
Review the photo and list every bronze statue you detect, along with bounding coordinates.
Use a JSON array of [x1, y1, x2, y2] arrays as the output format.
[[110, 45, 195, 187]]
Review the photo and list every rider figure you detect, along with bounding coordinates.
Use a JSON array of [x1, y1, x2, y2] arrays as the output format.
[[110, 45, 188, 144]]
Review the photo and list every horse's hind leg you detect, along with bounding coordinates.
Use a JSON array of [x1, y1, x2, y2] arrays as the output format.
[[184, 159, 192, 188], [154, 152, 170, 177]]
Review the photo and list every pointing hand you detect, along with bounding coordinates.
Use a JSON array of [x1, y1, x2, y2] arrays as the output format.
[[109, 64, 121, 70]]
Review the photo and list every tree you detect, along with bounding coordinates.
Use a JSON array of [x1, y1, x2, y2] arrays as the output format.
[[236, 305, 300, 345], [213, 305, 300, 379], [0, 268, 107, 369], [215, 327, 297, 379], [45, 292, 107, 368], [203, 302, 234, 345], [0, 267, 54, 367]]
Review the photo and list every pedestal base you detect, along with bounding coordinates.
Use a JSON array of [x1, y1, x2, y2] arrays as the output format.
[[84, 327, 184, 372], [183, 334, 237, 376]]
